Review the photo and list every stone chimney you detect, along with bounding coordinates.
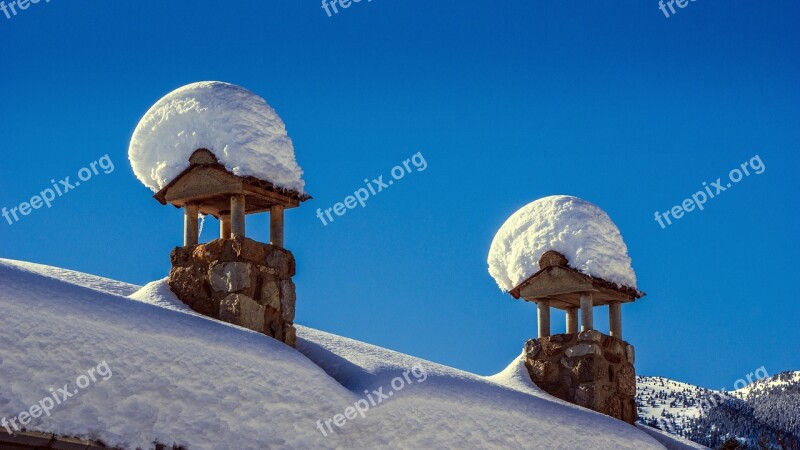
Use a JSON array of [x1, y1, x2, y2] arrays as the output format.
[[509, 251, 644, 424], [155, 149, 310, 347]]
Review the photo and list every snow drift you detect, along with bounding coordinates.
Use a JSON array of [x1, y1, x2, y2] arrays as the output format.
[[0, 259, 683, 449], [128, 81, 304, 193]]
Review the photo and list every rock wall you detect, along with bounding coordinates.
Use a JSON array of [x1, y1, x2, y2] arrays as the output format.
[[524, 331, 637, 424], [168, 237, 297, 347]]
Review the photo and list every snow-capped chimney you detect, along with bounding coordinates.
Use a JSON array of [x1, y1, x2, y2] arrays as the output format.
[[128, 82, 311, 347], [156, 149, 309, 347], [489, 196, 644, 424]]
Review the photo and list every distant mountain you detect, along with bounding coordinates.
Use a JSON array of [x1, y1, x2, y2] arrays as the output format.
[[637, 372, 800, 449]]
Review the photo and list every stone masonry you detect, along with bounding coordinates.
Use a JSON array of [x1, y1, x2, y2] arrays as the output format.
[[168, 236, 297, 347], [524, 331, 637, 424]]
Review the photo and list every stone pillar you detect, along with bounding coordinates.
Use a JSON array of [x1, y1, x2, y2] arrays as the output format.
[[609, 301, 622, 339], [537, 300, 551, 338], [270, 205, 285, 247], [580, 293, 594, 331], [231, 195, 246, 238], [219, 213, 231, 239], [566, 307, 578, 334], [184, 204, 199, 247]]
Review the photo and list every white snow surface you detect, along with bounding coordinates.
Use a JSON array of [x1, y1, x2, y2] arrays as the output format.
[[0, 259, 687, 449], [0, 258, 140, 297], [128, 81, 304, 193], [636, 424, 708, 450], [488, 195, 637, 291]]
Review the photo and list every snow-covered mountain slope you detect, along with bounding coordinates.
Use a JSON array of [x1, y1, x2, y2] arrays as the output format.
[[637, 374, 800, 449], [637, 376, 711, 429], [0, 259, 695, 449], [734, 371, 800, 398]]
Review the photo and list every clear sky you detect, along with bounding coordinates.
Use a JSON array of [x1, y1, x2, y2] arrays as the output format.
[[1, 0, 798, 390]]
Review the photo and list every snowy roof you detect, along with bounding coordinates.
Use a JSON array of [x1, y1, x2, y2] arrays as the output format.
[[488, 195, 638, 292], [128, 81, 305, 194], [0, 259, 681, 450]]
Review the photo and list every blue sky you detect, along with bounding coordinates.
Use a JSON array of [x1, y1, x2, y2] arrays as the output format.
[[1, 0, 798, 389]]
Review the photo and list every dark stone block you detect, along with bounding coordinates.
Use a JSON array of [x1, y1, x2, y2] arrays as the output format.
[[264, 246, 294, 276], [541, 339, 567, 357], [524, 339, 542, 359], [527, 360, 558, 384], [603, 395, 623, 419], [169, 266, 209, 307], [603, 338, 625, 364], [617, 363, 636, 397], [192, 299, 215, 316], [574, 357, 603, 382], [575, 383, 595, 408], [170, 246, 193, 266]]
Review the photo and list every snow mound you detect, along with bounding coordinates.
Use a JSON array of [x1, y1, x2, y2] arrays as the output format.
[[488, 195, 637, 292], [485, 351, 543, 395], [128, 278, 198, 314], [128, 81, 304, 193]]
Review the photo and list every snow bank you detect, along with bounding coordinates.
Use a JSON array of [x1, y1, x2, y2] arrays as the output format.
[[127, 278, 199, 314], [0, 260, 351, 450], [128, 81, 304, 193], [0, 259, 666, 449], [485, 351, 543, 395], [488, 195, 637, 292]]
